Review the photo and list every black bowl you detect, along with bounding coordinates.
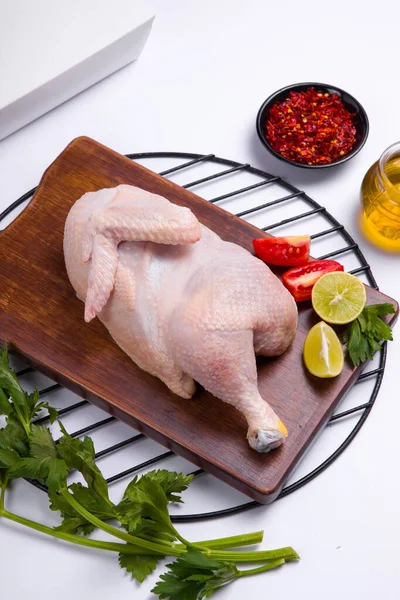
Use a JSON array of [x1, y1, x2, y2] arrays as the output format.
[[256, 82, 369, 169]]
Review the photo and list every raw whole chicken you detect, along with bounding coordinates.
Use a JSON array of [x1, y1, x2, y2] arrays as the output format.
[[64, 185, 298, 452]]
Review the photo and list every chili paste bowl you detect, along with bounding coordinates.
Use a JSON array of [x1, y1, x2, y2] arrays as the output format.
[[256, 82, 369, 169]]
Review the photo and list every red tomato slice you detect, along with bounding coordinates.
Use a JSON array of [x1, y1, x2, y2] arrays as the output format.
[[282, 260, 344, 302], [253, 235, 310, 267]]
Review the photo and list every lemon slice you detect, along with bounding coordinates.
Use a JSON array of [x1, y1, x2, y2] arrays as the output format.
[[303, 321, 344, 378], [311, 272, 366, 325]]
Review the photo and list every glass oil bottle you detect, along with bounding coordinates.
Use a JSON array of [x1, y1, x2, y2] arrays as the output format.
[[361, 142, 400, 251]]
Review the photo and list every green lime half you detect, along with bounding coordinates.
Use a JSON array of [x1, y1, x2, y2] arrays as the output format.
[[311, 272, 366, 325]]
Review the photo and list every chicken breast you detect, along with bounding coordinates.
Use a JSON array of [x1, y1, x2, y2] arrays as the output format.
[[64, 184, 298, 452]]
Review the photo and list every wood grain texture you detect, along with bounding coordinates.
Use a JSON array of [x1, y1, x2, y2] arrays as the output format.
[[0, 137, 398, 503]]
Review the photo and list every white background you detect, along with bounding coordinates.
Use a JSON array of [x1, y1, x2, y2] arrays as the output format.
[[1, 1, 400, 599]]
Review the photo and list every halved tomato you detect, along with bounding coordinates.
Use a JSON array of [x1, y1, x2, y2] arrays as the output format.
[[253, 235, 310, 267], [282, 259, 344, 302]]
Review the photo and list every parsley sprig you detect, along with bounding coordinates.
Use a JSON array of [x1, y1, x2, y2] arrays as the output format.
[[343, 303, 396, 366], [152, 549, 297, 599], [0, 347, 298, 598]]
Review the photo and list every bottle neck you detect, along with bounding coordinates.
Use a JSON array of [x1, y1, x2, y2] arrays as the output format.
[[377, 142, 400, 205]]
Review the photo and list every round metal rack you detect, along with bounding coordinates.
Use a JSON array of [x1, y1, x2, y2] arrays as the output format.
[[0, 152, 387, 521]]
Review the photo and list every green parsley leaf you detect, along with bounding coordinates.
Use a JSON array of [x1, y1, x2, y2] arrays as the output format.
[[367, 315, 392, 341], [152, 571, 205, 600], [29, 424, 57, 459], [0, 347, 59, 426], [141, 470, 194, 503], [151, 551, 239, 600], [123, 475, 168, 512], [1, 346, 9, 365], [346, 319, 372, 366], [0, 467, 8, 488], [49, 482, 116, 535], [57, 516, 96, 536], [365, 303, 396, 317], [118, 552, 160, 583], [0, 417, 30, 474], [8, 423, 69, 490], [0, 356, 58, 433], [0, 387, 12, 417], [170, 551, 223, 572], [46, 459, 69, 492], [342, 325, 350, 345], [0, 352, 30, 425], [343, 303, 396, 367], [56, 423, 109, 502], [118, 470, 192, 535], [68, 482, 115, 518], [49, 490, 95, 535], [30, 398, 59, 424], [184, 574, 213, 582], [0, 421, 64, 487], [0, 418, 29, 458], [44, 404, 59, 424], [25, 389, 40, 418], [9, 456, 69, 491], [117, 476, 174, 538], [0, 448, 22, 469], [115, 497, 142, 534]]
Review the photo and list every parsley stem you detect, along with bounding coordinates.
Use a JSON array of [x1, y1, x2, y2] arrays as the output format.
[[13, 406, 31, 437], [180, 531, 264, 550], [169, 524, 202, 550], [0, 477, 8, 509], [3, 375, 31, 437], [209, 546, 299, 563], [235, 559, 286, 577], [135, 530, 264, 553], [59, 488, 183, 557], [0, 387, 9, 410]]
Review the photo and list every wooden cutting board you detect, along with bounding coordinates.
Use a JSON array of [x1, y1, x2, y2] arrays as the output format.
[[0, 137, 397, 503]]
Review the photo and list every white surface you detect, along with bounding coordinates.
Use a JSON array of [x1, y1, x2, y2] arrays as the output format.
[[0, 0, 154, 139], [1, 1, 400, 599]]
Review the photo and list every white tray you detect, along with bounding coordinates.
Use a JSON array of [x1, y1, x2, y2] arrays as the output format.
[[0, 0, 154, 141]]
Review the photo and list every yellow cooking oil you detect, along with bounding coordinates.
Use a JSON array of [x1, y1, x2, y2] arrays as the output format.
[[361, 142, 400, 251]]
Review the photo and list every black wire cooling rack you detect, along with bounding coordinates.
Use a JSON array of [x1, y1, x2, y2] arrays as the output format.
[[0, 151, 387, 521]]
